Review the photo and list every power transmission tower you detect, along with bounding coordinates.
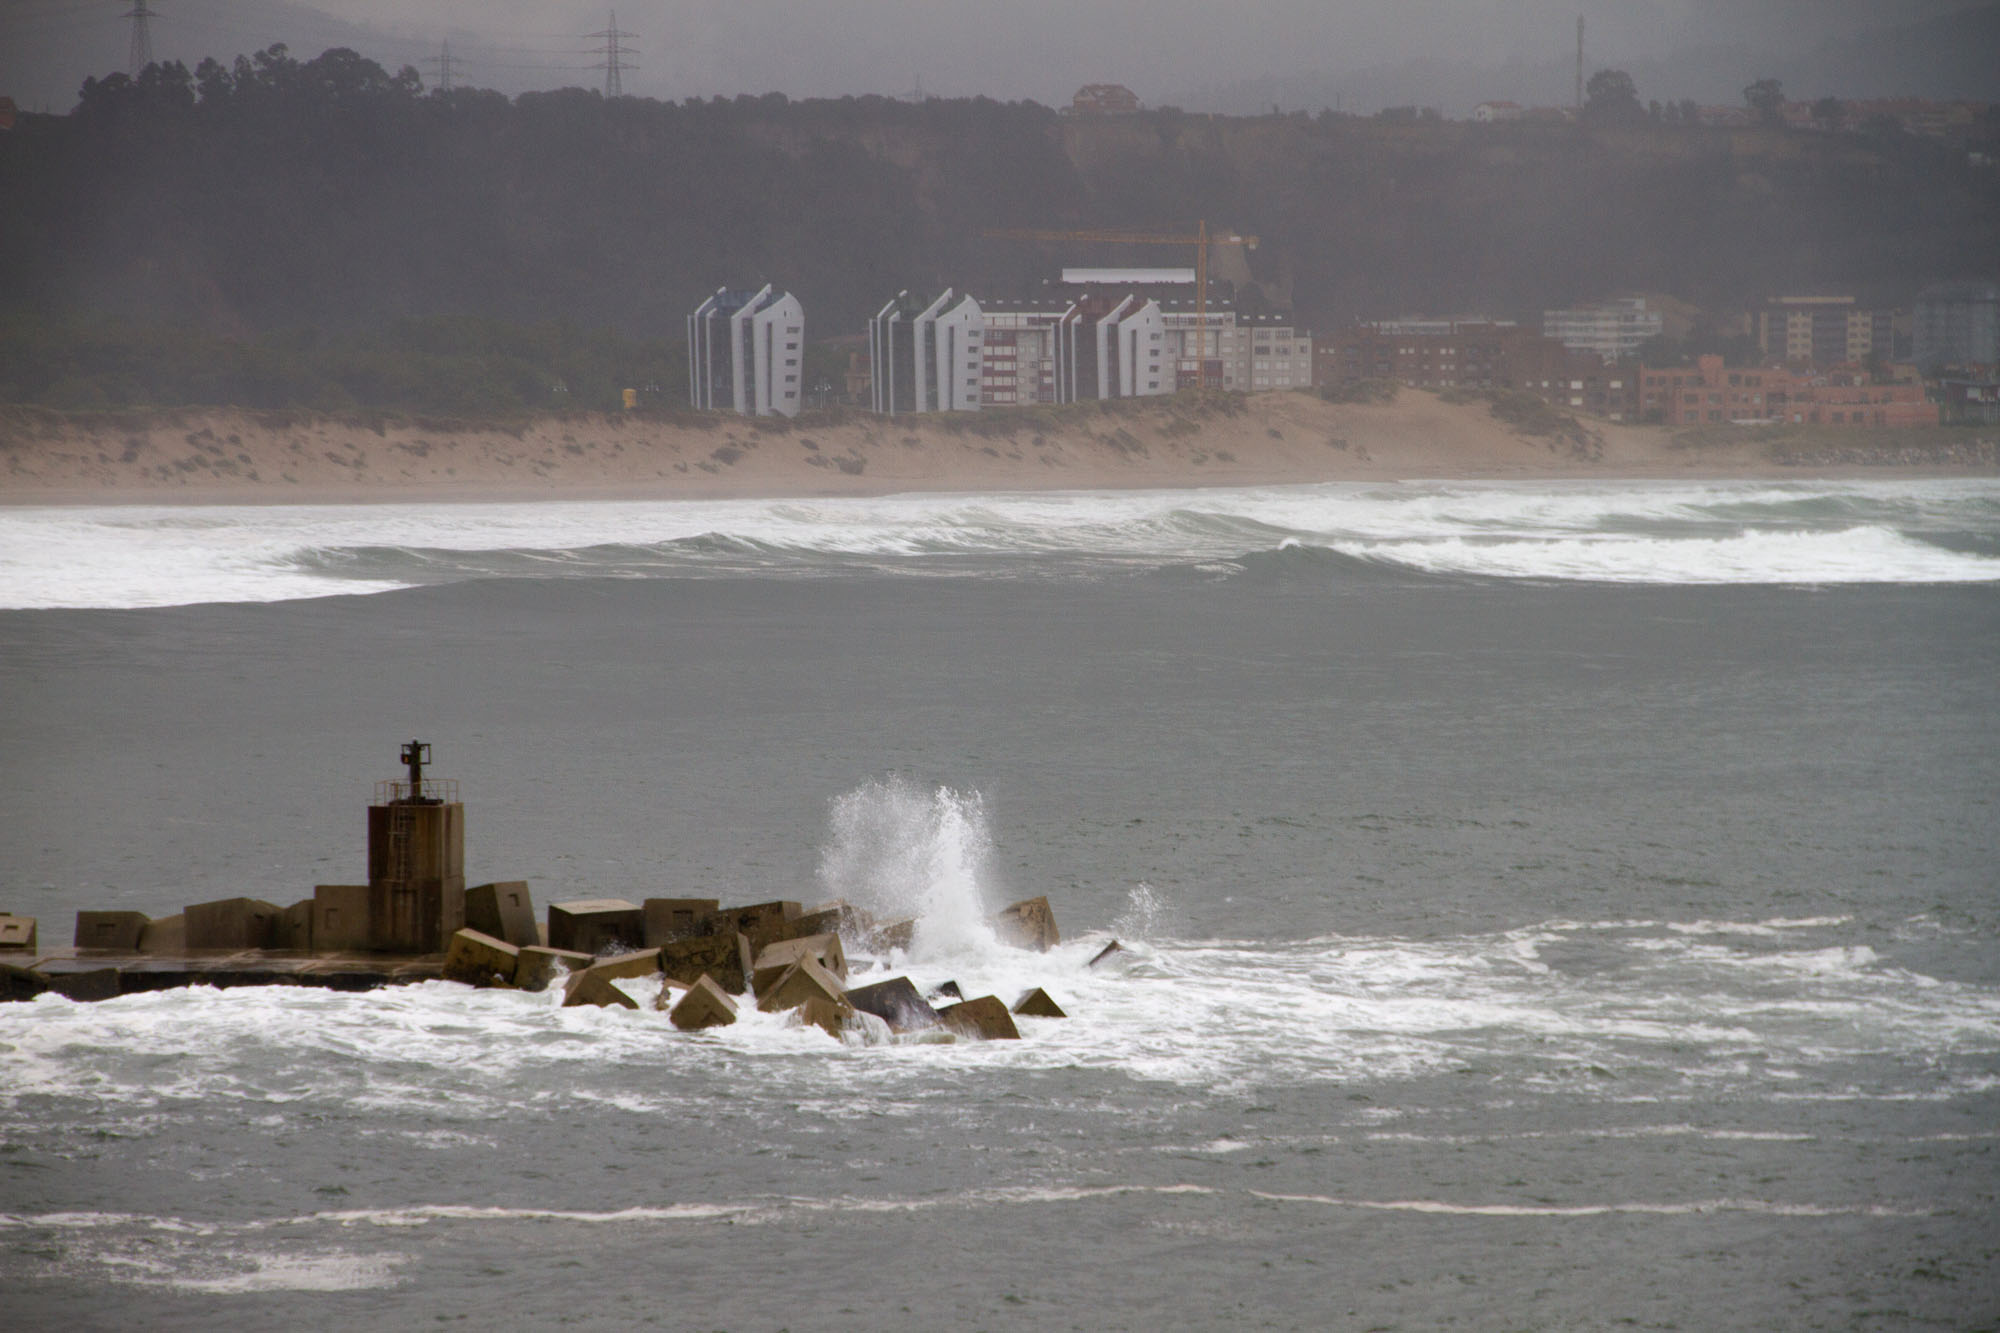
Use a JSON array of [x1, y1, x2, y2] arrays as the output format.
[[1574, 15, 1584, 110], [122, 0, 158, 75], [585, 11, 638, 98], [423, 37, 466, 92]]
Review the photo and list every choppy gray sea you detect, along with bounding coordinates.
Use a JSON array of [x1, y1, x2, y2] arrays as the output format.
[[2, 480, 1998, 1329]]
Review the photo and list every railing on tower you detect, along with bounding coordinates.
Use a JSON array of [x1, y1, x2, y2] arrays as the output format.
[[373, 778, 458, 805]]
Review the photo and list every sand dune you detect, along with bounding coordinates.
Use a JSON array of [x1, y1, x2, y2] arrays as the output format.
[[2, 391, 1991, 506]]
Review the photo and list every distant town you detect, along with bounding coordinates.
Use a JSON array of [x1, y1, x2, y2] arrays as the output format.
[[2, 58, 1996, 431]]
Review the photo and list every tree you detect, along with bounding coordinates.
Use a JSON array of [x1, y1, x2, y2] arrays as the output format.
[[1744, 77, 1785, 126], [1583, 69, 1643, 125], [1811, 97, 1846, 131]]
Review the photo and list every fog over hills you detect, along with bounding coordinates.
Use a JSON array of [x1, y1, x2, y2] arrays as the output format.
[[1178, 5, 2000, 116], [1, 0, 1988, 114]]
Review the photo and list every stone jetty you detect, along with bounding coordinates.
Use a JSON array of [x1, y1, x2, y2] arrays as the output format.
[[1, 742, 1079, 1042]]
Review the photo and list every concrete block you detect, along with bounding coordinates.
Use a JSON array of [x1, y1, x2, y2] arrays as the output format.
[[659, 931, 754, 995], [642, 897, 720, 946], [991, 896, 1060, 952], [185, 898, 282, 951], [562, 968, 640, 1010], [756, 956, 851, 1015], [136, 913, 185, 955], [442, 929, 520, 988], [788, 899, 866, 942], [548, 899, 645, 955], [939, 995, 1021, 1040], [275, 899, 314, 952], [560, 950, 663, 1004], [1012, 988, 1068, 1019], [1087, 940, 1126, 969], [0, 915, 38, 950], [842, 976, 941, 1033], [585, 949, 662, 982], [793, 993, 856, 1038], [312, 885, 372, 953], [514, 945, 593, 993], [714, 900, 803, 947], [466, 882, 538, 949], [74, 911, 148, 951], [652, 975, 691, 1011], [868, 918, 917, 952], [1, 964, 51, 1001], [927, 980, 963, 1003], [669, 974, 738, 1031], [44, 967, 123, 1002], [752, 933, 847, 994]]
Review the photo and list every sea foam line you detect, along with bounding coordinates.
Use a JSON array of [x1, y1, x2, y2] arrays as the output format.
[[2, 1181, 1924, 1240], [1247, 1192, 1933, 1218]]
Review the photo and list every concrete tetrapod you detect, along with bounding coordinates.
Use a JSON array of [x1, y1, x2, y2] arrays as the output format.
[[990, 896, 1060, 952], [669, 974, 738, 1030], [792, 994, 858, 1039], [938, 996, 1021, 1040], [442, 928, 520, 988], [642, 897, 720, 946], [513, 946, 593, 993], [755, 955, 851, 1016], [562, 968, 640, 1010], [842, 976, 941, 1033], [136, 913, 185, 955], [562, 950, 663, 1005], [659, 931, 754, 994], [466, 882, 538, 949], [0, 915, 36, 950], [1012, 988, 1068, 1019], [547, 899, 645, 955], [74, 912, 149, 951], [712, 900, 804, 949], [751, 933, 847, 994]]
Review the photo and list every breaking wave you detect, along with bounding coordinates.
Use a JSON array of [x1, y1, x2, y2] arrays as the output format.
[[4, 479, 1997, 608], [816, 777, 1001, 959]]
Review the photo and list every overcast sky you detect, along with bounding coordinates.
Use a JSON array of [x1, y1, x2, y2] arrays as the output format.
[[0, 0, 1970, 114]]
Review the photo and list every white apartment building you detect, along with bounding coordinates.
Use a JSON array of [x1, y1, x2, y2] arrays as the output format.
[[915, 290, 984, 412], [687, 284, 804, 417], [1542, 296, 1664, 360]]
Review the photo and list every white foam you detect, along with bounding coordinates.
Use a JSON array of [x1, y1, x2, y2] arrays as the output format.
[[1247, 1191, 1933, 1218], [167, 1251, 404, 1293], [5, 478, 1996, 608], [816, 777, 1003, 960]]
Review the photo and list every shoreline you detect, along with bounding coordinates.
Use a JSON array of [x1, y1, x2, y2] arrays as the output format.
[[4, 392, 1994, 508]]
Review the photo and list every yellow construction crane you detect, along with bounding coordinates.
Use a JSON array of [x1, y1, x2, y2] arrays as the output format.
[[982, 221, 1259, 370]]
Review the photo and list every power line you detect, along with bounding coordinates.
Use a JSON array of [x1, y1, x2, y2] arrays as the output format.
[[582, 10, 637, 98], [122, 0, 158, 74], [422, 36, 466, 92]]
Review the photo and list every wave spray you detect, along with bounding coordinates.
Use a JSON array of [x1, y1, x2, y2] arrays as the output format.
[[816, 778, 1000, 959]]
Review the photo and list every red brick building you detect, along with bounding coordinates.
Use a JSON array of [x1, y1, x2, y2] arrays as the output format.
[[1638, 355, 1935, 427], [1070, 84, 1140, 115], [1315, 320, 1638, 418]]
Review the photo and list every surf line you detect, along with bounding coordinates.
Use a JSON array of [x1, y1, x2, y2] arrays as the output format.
[[5, 1184, 1929, 1238], [1247, 1191, 1932, 1218]]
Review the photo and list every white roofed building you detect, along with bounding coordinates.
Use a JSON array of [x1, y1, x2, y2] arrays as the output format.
[[687, 284, 805, 417]]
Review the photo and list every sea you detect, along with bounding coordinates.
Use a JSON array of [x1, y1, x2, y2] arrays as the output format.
[[2, 477, 1997, 1330]]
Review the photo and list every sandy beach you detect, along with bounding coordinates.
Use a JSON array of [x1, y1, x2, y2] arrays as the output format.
[[3, 391, 1993, 506]]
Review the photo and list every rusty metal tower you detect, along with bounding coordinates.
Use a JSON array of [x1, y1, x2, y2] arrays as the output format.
[[367, 740, 465, 953]]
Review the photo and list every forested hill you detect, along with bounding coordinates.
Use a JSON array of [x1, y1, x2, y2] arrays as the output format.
[[3, 45, 1997, 340]]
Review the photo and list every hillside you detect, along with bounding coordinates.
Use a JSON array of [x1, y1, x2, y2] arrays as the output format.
[[1, 47, 1994, 343]]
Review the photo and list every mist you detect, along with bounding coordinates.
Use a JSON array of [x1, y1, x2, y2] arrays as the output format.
[[1, 0, 1983, 114]]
